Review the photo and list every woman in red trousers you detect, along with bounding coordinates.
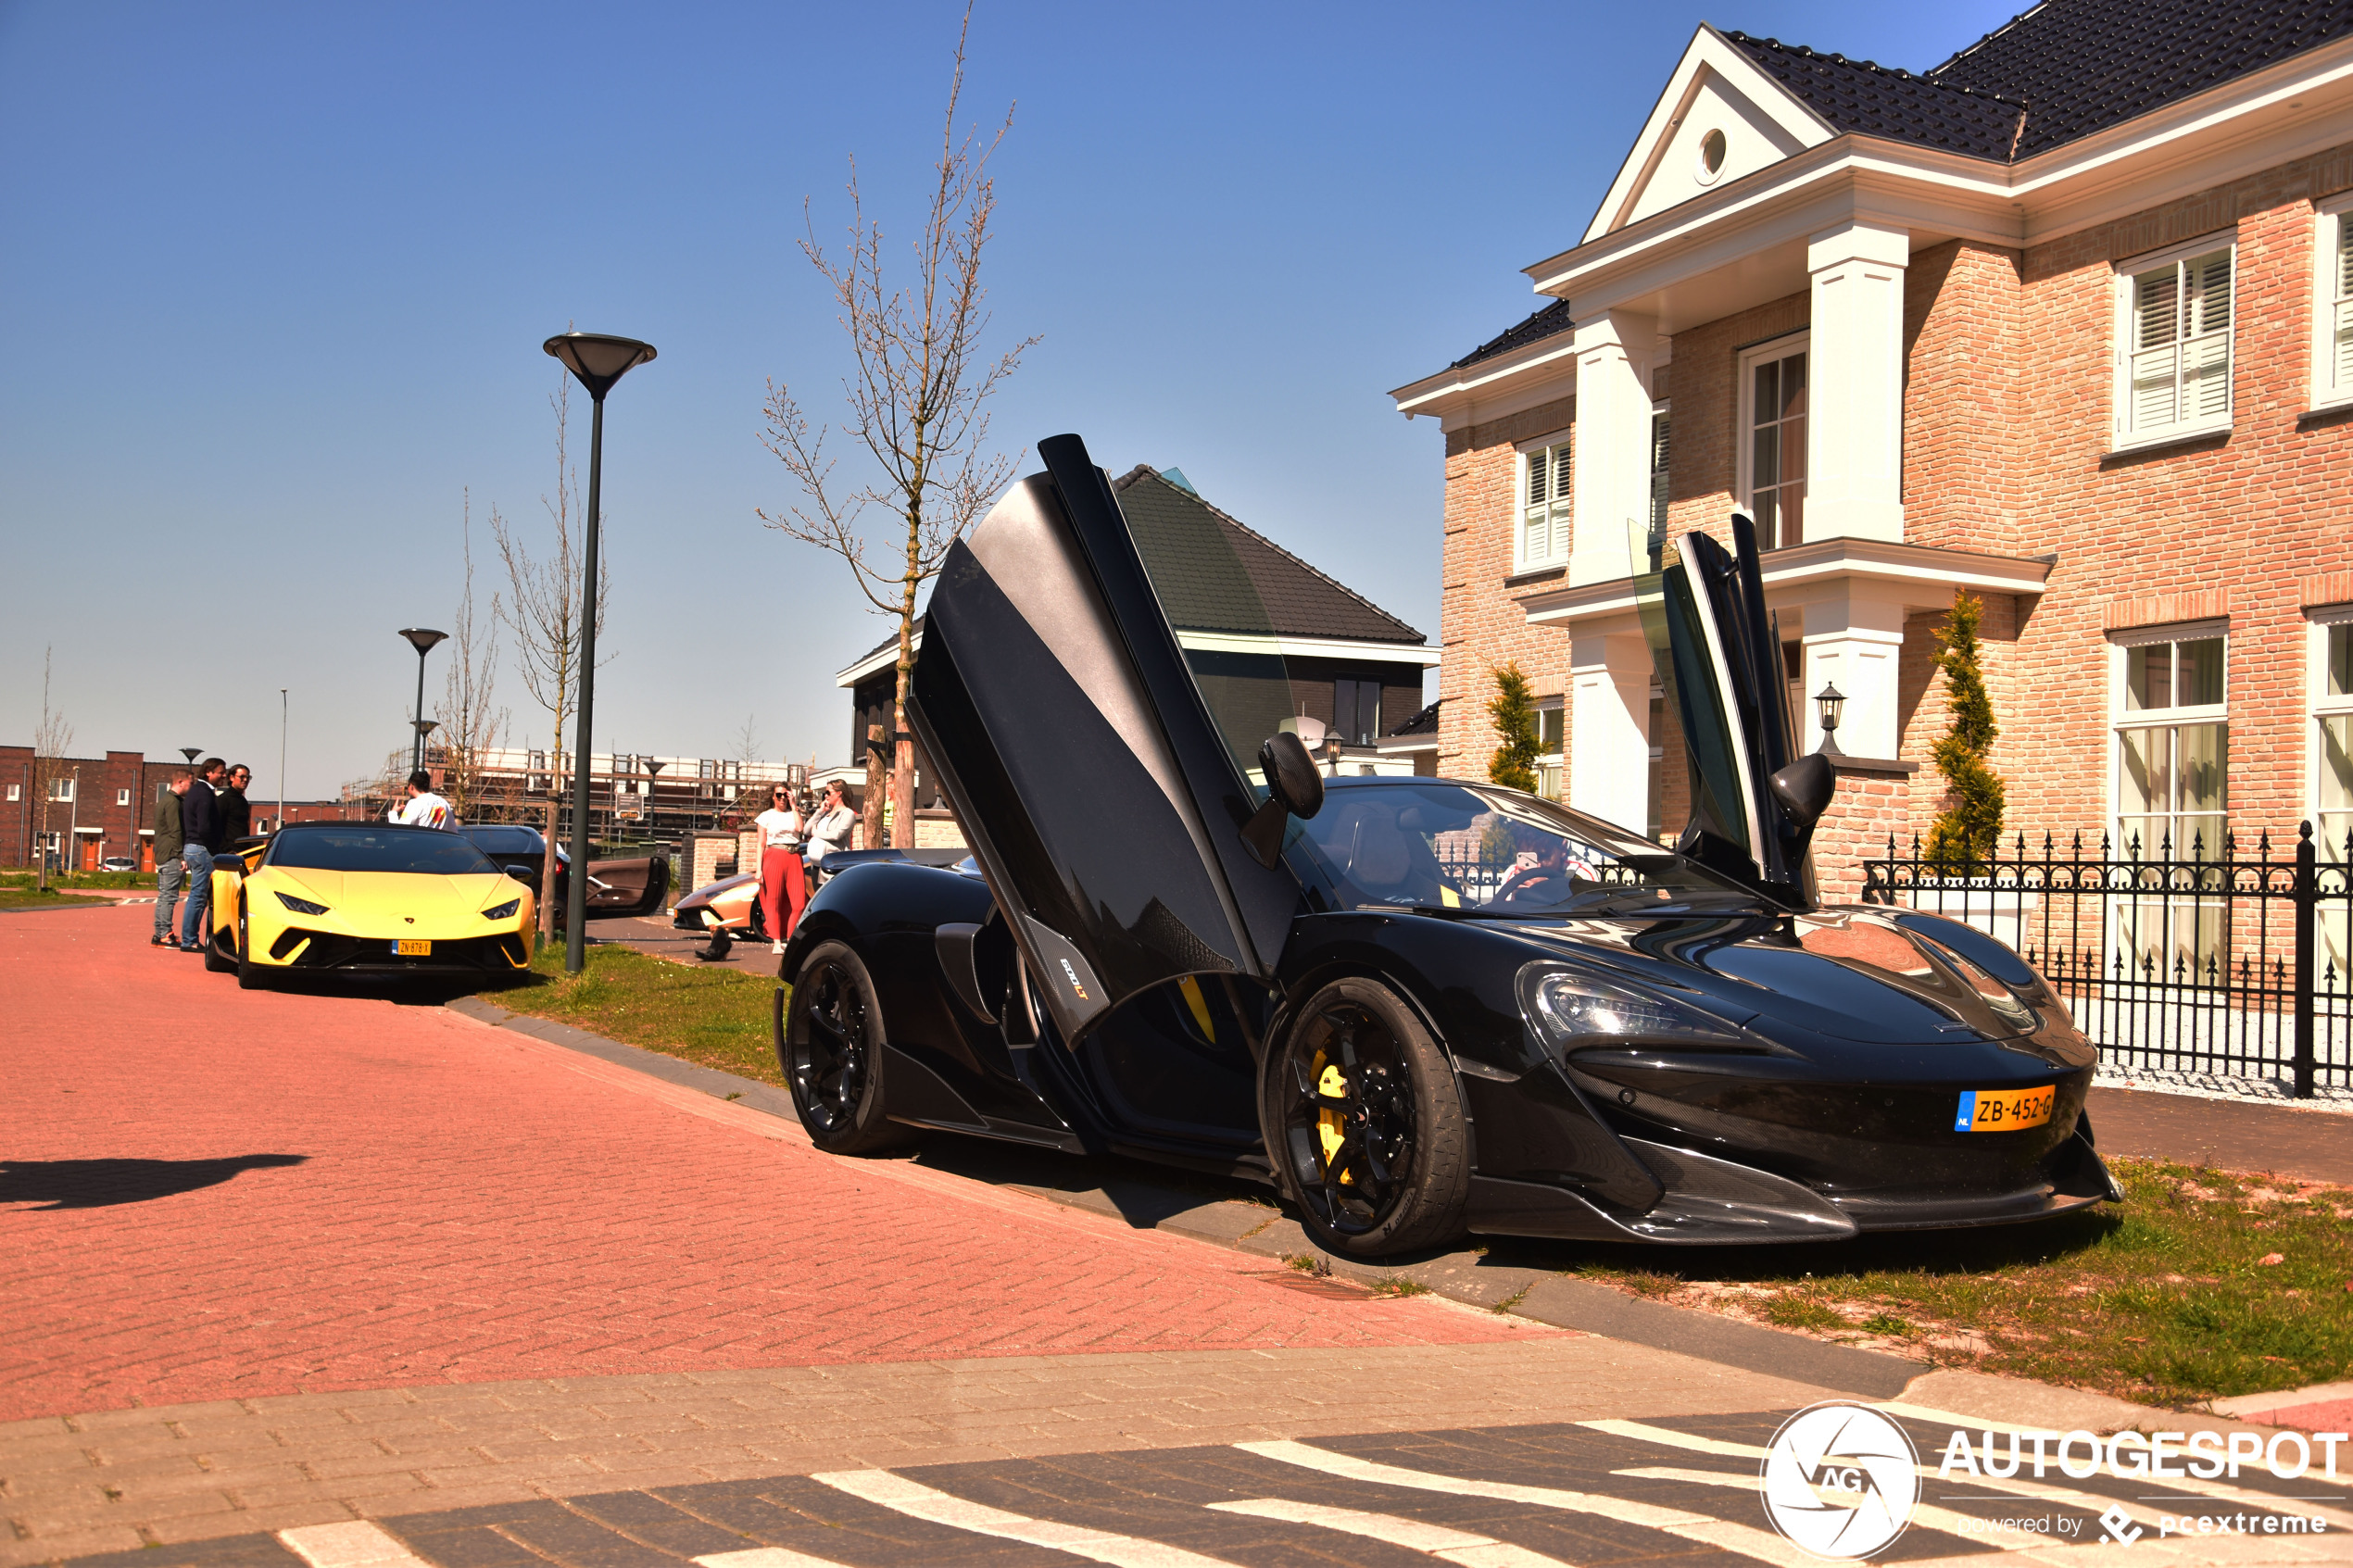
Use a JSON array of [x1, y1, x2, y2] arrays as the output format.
[[751, 786, 807, 956]]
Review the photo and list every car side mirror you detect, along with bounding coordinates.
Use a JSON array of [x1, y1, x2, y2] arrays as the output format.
[[506, 863, 535, 881], [1239, 731, 1324, 869], [1768, 752, 1836, 835]]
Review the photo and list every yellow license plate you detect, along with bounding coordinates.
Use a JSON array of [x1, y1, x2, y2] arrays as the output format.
[[1955, 1085, 2055, 1132], [394, 938, 432, 956]]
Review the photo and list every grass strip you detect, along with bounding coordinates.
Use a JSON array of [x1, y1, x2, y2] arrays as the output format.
[[493, 942, 783, 1087], [1574, 1157, 2353, 1407]]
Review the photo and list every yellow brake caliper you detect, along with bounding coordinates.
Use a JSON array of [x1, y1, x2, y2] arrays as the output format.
[[1313, 1052, 1353, 1185]]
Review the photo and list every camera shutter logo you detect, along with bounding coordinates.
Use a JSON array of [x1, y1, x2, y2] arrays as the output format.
[[1759, 1401, 1921, 1559]]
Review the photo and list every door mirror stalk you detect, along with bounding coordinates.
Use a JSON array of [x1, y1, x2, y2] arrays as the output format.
[[1241, 731, 1324, 869]]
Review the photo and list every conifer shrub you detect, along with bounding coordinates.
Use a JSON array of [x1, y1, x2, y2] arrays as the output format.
[[1925, 591, 2007, 872], [1488, 662, 1541, 793]]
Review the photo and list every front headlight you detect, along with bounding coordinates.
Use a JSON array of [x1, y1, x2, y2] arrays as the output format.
[[1516, 964, 1746, 1052], [275, 891, 330, 916], [483, 898, 522, 921]]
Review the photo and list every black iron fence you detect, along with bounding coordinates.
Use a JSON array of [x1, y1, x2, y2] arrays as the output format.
[[1861, 823, 2353, 1096]]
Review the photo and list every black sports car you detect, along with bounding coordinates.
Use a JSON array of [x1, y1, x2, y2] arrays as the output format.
[[773, 434, 2117, 1259]]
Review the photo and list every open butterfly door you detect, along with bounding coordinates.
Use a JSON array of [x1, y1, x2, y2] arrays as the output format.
[[1635, 514, 1830, 906], [906, 434, 1303, 1047]]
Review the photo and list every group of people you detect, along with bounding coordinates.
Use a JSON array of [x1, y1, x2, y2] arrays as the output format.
[[150, 758, 253, 951], [751, 778, 857, 953]]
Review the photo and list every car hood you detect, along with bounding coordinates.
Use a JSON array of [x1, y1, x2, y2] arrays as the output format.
[[1495, 906, 2052, 1046], [265, 870, 515, 914]]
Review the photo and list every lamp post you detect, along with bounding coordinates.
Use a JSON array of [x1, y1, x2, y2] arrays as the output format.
[[398, 629, 447, 775], [278, 689, 288, 834], [543, 331, 657, 974], [1815, 682, 1847, 757], [180, 748, 201, 768]]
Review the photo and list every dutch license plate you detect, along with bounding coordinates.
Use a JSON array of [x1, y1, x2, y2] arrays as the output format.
[[1954, 1085, 2055, 1133], [394, 938, 432, 957]]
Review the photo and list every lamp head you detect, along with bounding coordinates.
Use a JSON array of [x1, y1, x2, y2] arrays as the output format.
[[180, 747, 202, 765], [411, 719, 440, 738], [543, 332, 657, 399], [399, 628, 448, 656], [1815, 681, 1846, 734]]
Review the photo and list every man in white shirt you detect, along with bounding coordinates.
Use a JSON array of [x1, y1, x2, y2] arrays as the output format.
[[751, 786, 805, 955], [387, 770, 454, 829]]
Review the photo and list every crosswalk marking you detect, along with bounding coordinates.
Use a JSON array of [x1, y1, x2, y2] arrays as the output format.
[[1614, 1465, 2035, 1552], [811, 1469, 1239, 1567], [276, 1522, 434, 1568], [1586, 1414, 2353, 1537], [1210, 1498, 1573, 1565], [694, 1549, 857, 1567], [1233, 1439, 1814, 1567]]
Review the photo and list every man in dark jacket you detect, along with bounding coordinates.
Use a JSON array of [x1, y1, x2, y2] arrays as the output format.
[[179, 759, 227, 951], [219, 764, 253, 843], [151, 769, 190, 948]]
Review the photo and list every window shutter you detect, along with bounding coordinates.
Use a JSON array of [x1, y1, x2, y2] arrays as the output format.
[[2335, 219, 2353, 391], [1525, 447, 1547, 508], [1548, 445, 1572, 563], [2130, 263, 2181, 430], [2183, 251, 2232, 420]]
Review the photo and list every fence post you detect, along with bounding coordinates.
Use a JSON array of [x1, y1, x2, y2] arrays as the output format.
[[2295, 821, 2317, 1099]]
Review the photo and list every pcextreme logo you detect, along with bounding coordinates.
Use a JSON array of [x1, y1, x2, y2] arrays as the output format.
[[1759, 1402, 1921, 1559]]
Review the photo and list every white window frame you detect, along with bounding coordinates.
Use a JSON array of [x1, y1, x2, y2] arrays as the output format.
[[1534, 698, 1565, 802], [115, 788, 131, 807], [4, 784, 17, 802], [2112, 231, 2236, 450], [2108, 620, 2232, 978], [2312, 604, 2353, 856], [1514, 430, 1572, 574], [2312, 195, 2353, 410], [1736, 332, 1809, 549], [47, 776, 74, 804]]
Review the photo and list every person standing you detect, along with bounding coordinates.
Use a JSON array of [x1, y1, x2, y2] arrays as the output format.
[[802, 779, 857, 888], [751, 785, 806, 956], [219, 764, 254, 843], [151, 769, 190, 948], [179, 758, 228, 951], [386, 770, 453, 828]]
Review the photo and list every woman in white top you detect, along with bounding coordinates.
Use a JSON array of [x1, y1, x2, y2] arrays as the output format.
[[751, 787, 806, 955], [802, 779, 858, 885]]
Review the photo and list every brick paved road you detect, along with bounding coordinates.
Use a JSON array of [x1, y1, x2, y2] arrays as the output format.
[[0, 904, 1542, 1425], [45, 1409, 2353, 1566]]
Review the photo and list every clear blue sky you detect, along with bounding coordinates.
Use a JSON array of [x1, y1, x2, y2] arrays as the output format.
[[0, 1, 2023, 797]]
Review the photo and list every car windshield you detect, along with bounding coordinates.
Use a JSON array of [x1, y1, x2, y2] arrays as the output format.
[[1287, 781, 1757, 914], [270, 827, 497, 875], [461, 825, 544, 855]]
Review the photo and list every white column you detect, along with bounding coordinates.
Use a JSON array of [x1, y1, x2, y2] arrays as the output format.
[[1569, 631, 1653, 832], [1797, 591, 1907, 760], [1568, 308, 1658, 586], [1804, 220, 1908, 543]]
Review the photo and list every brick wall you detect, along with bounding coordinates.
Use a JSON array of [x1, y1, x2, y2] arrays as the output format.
[[1436, 395, 1577, 780]]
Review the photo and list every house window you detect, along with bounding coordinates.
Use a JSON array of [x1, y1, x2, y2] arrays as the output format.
[[1738, 337, 1806, 548], [47, 777, 74, 804], [1331, 678, 1384, 746], [2112, 623, 2229, 975], [2117, 236, 2233, 446], [2316, 613, 2353, 859], [1516, 436, 1570, 571], [2315, 198, 2353, 408], [116, 788, 131, 807], [1536, 702, 1564, 802], [5, 784, 17, 802], [1648, 404, 1671, 558]]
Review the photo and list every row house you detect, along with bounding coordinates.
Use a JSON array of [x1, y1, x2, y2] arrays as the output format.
[[0, 749, 348, 869], [1391, 0, 2353, 900]]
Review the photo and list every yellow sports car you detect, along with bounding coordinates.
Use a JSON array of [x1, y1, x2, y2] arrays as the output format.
[[199, 822, 536, 988]]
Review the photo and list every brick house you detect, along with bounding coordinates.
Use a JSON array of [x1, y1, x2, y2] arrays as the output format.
[[1390, 1, 2353, 904], [832, 465, 1442, 829]]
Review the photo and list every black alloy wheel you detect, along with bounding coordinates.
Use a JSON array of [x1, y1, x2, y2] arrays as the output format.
[[203, 898, 236, 973], [779, 940, 916, 1155], [235, 894, 265, 990], [1262, 977, 1469, 1257]]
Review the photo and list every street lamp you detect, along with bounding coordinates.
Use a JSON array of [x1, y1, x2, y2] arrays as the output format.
[[278, 689, 288, 834], [179, 748, 202, 767], [544, 331, 657, 973], [1815, 682, 1847, 757], [398, 628, 447, 774]]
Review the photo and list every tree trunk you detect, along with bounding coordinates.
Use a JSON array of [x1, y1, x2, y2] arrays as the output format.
[[539, 795, 560, 944], [891, 658, 916, 849], [862, 721, 887, 849]]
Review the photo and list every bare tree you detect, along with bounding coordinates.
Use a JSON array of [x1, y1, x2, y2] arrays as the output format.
[[439, 490, 509, 825], [31, 646, 72, 890], [735, 712, 762, 769], [495, 374, 609, 939], [759, 8, 1035, 847]]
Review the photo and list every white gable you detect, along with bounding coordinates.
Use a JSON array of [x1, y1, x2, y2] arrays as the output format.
[[1584, 25, 1833, 244]]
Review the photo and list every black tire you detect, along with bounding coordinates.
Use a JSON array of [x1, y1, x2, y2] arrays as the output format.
[[780, 940, 917, 1155], [1261, 977, 1470, 1258], [203, 898, 235, 973], [235, 896, 265, 990]]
